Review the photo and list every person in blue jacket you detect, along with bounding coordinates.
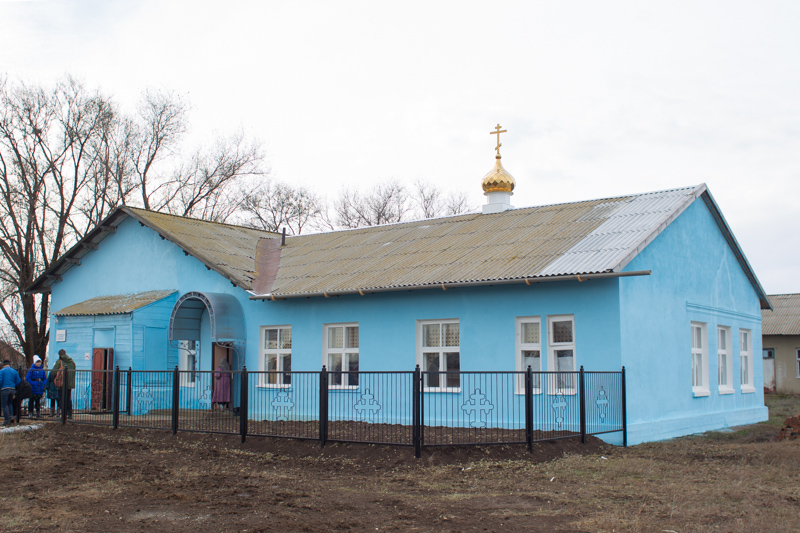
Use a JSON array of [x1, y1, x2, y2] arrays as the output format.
[[26, 355, 46, 418], [1, 359, 21, 426]]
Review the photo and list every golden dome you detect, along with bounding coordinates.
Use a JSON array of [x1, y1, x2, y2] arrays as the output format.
[[482, 155, 516, 193]]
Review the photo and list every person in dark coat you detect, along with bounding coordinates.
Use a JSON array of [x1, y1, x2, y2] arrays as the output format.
[[1, 359, 21, 426], [56, 350, 76, 419], [45, 364, 61, 417], [25, 355, 46, 418]]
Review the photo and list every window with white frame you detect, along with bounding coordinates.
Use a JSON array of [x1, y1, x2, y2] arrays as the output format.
[[796, 348, 800, 379], [739, 329, 754, 392], [717, 326, 733, 393], [324, 324, 359, 388], [260, 326, 291, 387], [179, 340, 198, 387], [691, 322, 709, 396], [418, 319, 460, 391], [547, 315, 576, 392], [516, 317, 542, 394]]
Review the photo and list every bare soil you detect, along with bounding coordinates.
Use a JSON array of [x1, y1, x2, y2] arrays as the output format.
[[1, 395, 799, 532]]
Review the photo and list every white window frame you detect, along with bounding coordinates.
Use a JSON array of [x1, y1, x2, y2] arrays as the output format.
[[515, 317, 542, 394], [416, 319, 461, 392], [717, 326, 733, 394], [547, 315, 577, 394], [260, 325, 292, 388], [323, 323, 359, 389], [691, 322, 710, 397], [796, 348, 800, 379], [739, 329, 755, 393], [179, 340, 198, 387]]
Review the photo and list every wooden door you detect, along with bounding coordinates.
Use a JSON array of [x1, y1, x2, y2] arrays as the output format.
[[91, 348, 116, 411], [91, 349, 105, 410]]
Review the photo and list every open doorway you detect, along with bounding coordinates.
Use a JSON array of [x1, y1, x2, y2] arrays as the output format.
[[91, 348, 114, 411], [211, 344, 233, 410]]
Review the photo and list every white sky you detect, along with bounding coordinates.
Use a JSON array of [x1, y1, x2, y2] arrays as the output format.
[[1, 0, 798, 295]]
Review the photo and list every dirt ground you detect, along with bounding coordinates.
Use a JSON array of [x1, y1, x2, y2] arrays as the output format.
[[1, 395, 799, 532]]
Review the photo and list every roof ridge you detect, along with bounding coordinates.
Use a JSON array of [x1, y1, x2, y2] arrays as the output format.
[[123, 206, 280, 237], [290, 184, 703, 241]]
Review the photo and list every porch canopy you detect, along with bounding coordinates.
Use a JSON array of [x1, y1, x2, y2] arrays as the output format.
[[168, 291, 245, 343]]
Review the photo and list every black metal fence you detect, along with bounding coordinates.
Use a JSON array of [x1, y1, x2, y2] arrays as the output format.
[[19, 365, 626, 455]]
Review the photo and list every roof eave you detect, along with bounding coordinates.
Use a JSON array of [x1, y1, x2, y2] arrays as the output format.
[[698, 190, 772, 310], [250, 270, 653, 300]]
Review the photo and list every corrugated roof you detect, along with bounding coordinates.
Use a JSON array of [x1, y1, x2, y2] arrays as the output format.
[[54, 290, 177, 316], [26, 183, 770, 309], [762, 294, 800, 335], [124, 208, 278, 291], [256, 186, 702, 297]]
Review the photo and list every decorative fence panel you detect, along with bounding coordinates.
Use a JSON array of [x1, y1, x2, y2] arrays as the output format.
[[33, 365, 626, 455]]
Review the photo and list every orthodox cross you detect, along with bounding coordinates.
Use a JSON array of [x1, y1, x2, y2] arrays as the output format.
[[490, 124, 507, 156]]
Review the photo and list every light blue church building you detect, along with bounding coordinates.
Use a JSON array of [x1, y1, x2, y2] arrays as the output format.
[[28, 163, 770, 445]]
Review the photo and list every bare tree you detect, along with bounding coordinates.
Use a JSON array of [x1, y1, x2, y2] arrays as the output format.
[[0, 77, 267, 365], [0, 76, 115, 364], [334, 179, 411, 228], [241, 181, 322, 235], [412, 180, 443, 219], [443, 190, 473, 216]]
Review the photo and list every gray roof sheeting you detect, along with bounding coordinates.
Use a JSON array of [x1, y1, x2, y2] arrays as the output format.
[[54, 290, 176, 316], [762, 294, 800, 335]]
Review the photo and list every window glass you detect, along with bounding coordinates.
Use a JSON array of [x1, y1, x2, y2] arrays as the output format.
[[552, 321, 573, 343], [265, 328, 278, 349], [521, 322, 539, 344], [423, 324, 440, 347], [328, 327, 343, 349], [443, 323, 459, 347], [345, 326, 359, 348]]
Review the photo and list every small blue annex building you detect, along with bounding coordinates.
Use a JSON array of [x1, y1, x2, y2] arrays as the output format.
[[28, 164, 771, 445]]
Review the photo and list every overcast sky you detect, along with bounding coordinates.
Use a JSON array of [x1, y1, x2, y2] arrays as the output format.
[[2, 0, 798, 295]]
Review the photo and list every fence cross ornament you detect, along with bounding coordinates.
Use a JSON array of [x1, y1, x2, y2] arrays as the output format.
[[136, 386, 154, 409], [552, 393, 568, 428], [595, 386, 609, 422], [461, 389, 494, 428], [353, 389, 381, 423], [271, 391, 295, 421]]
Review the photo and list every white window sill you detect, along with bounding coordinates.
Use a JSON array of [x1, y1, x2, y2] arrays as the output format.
[[423, 388, 462, 394], [329, 386, 360, 391], [258, 384, 292, 389], [180, 382, 196, 388], [718, 387, 735, 395], [693, 388, 710, 397], [741, 386, 756, 394]]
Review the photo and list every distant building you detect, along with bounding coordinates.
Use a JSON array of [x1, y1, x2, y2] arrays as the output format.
[[761, 294, 800, 394], [27, 142, 771, 445]]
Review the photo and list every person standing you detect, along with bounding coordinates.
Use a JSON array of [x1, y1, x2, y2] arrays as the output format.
[[212, 358, 232, 411], [45, 361, 61, 418], [57, 349, 76, 419], [25, 356, 46, 418], [1, 360, 21, 426]]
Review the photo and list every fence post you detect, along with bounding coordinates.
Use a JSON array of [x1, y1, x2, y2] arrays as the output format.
[[579, 366, 586, 444], [319, 365, 328, 448], [525, 365, 533, 453], [61, 366, 68, 425], [413, 365, 421, 458], [112, 366, 121, 430], [171, 365, 179, 435], [621, 366, 627, 447], [126, 367, 133, 416], [240, 366, 248, 444]]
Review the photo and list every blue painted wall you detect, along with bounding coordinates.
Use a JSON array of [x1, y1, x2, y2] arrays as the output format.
[[46, 200, 766, 444], [620, 199, 767, 444]]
